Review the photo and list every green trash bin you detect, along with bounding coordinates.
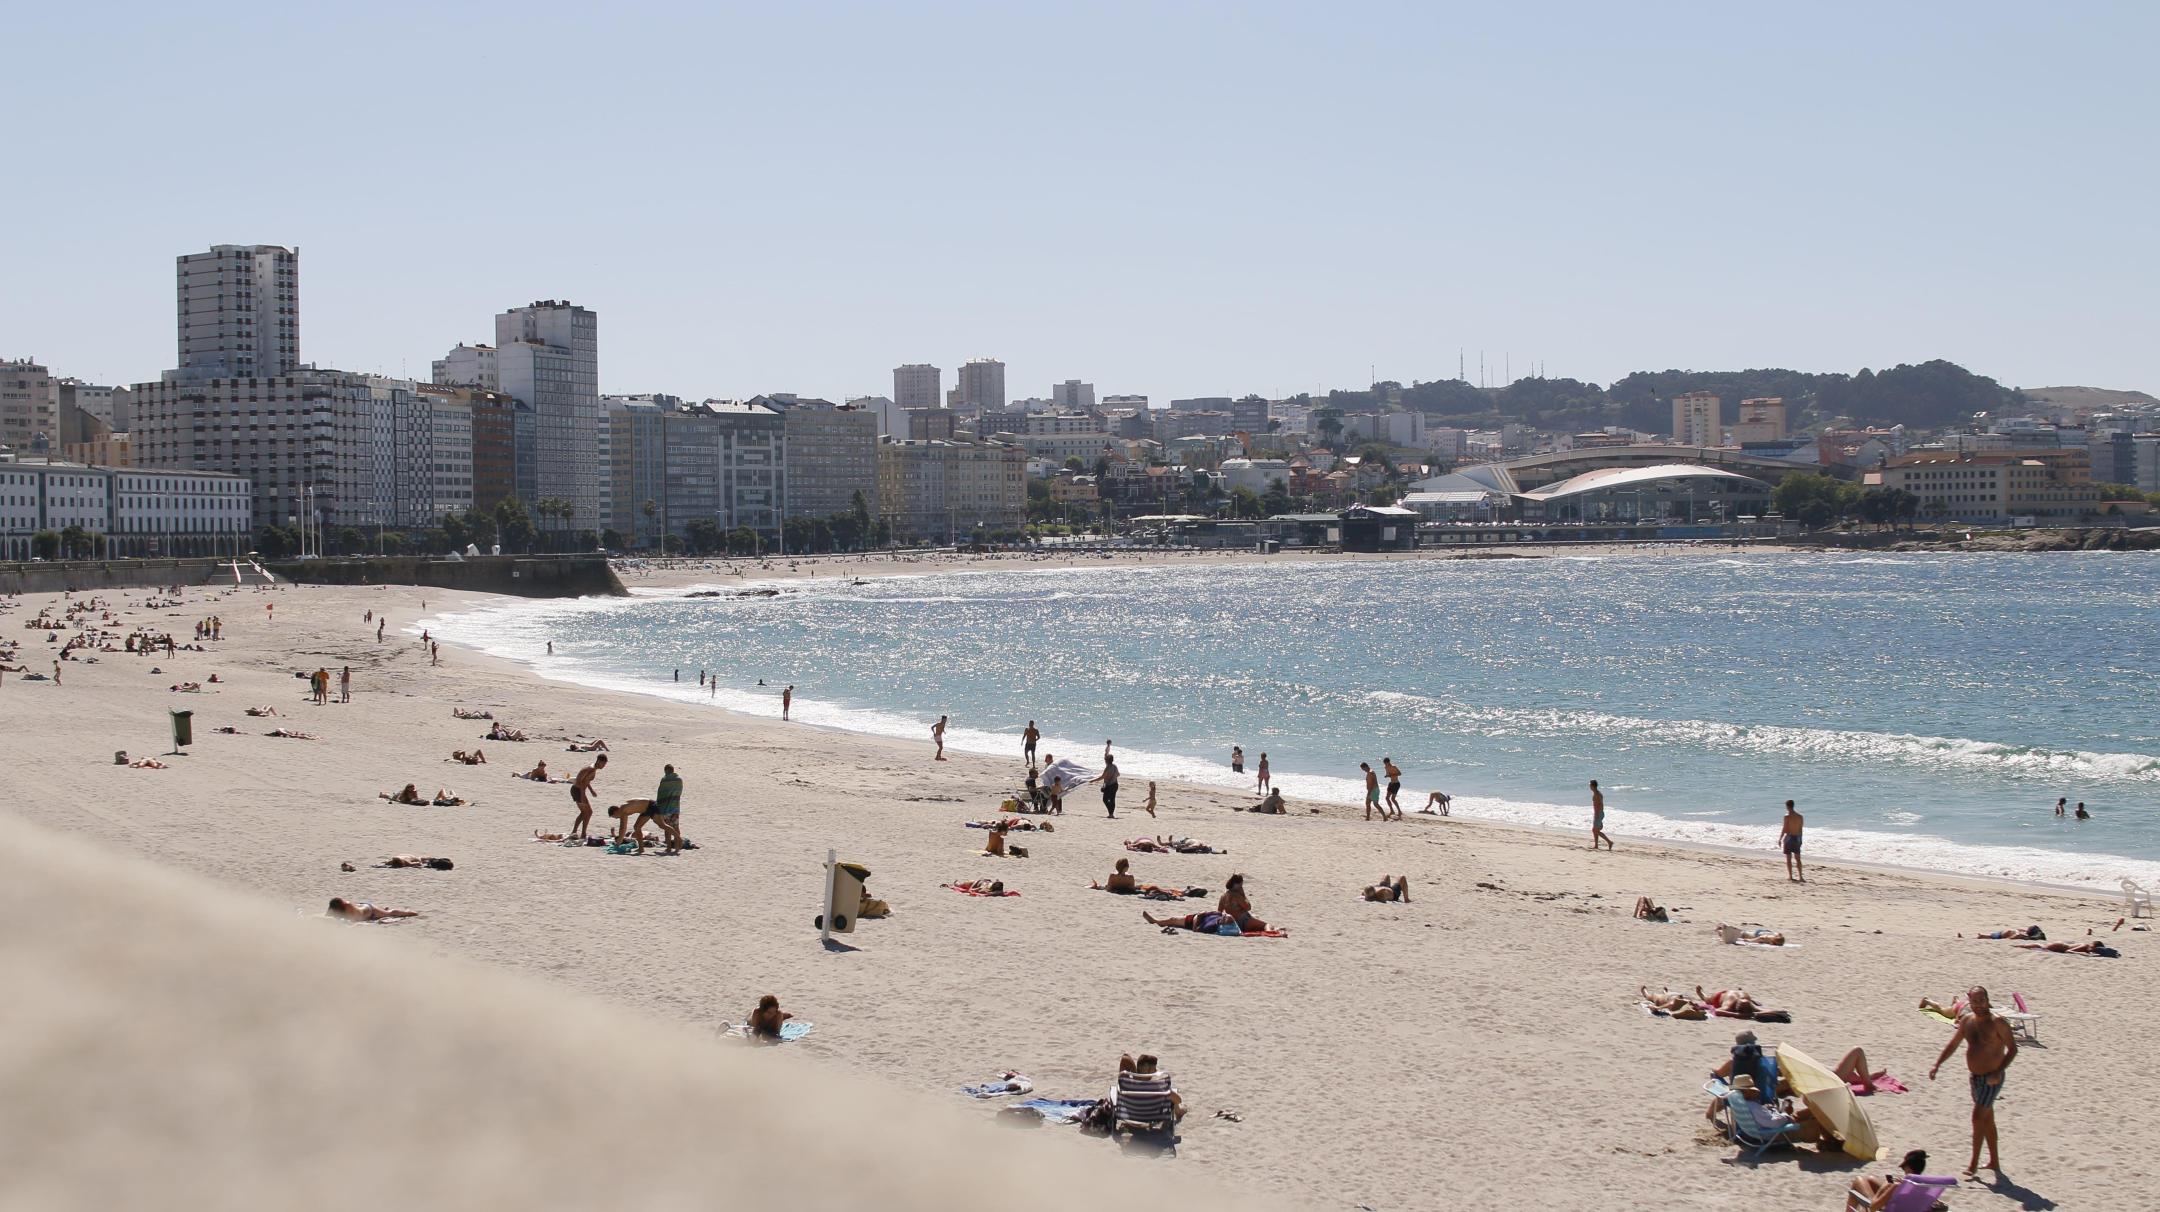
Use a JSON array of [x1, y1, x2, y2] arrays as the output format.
[[170, 708, 193, 751]]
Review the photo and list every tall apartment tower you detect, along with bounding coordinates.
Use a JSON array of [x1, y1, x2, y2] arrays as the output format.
[[893, 363, 942, 409], [957, 358, 1006, 412], [1732, 397, 1788, 444], [1, 358, 57, 453], [1051, 379, 1096, 411], [176, 244, 299, 379], [495, 301, 600, 529], [1671, 391, 1722, 447]]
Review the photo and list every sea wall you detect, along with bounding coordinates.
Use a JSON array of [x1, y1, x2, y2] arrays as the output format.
[[0, 554, 624, 598]]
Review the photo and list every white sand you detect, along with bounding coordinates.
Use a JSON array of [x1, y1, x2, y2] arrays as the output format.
[[2, 568, 2150, 1211]]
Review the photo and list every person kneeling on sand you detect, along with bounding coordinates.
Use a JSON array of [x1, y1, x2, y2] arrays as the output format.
[[748, 994, 792, 1043], [1362, 875, 1410, 903], [325, 897, 419, 922], [382, 784, 425, 805], [1634, 896, 1671, 922]]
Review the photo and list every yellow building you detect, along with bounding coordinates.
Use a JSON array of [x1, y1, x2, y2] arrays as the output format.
[[1879, 449, 2096, 522]]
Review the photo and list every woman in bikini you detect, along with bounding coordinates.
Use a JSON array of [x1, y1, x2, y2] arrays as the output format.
[[1362, 875, 1410, 902]]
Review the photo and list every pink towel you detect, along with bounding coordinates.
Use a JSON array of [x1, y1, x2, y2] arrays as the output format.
[[1850, 1073, 1909, 1095]]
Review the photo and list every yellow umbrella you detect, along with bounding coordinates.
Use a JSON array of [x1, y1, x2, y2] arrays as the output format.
[[1777, 1043, 1885, 1162]]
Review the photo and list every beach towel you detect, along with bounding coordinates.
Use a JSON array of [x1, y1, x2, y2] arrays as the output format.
[[960, 1073, 1033, 1099], [1040, 758, 1093, 796], [1849, 1073, 1909, 1095], [1734, 940, 1800, 950], [1919, 1006, 1958, 1024], [944, 883, 1020, 897], [724, 1020, 812, 1043], [1010, 1098, 1101, 1124]]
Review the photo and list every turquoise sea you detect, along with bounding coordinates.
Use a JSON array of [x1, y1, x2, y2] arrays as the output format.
[[429, 553, 2160, 890]]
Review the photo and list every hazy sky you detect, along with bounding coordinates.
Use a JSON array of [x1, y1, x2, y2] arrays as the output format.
[[5, 2, 2154, 402]]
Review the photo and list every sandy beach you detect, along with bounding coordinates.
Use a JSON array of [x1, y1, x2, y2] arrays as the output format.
[[4, 558, 2152, 1211]]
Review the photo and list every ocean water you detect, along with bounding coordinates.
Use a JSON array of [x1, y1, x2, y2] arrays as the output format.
[[427, 553, 2160, 890]]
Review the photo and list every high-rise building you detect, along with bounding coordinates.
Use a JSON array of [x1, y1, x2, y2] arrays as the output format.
[[132, 368, 377, 529], [432, 343, 498, 390], [957, 358, 1006, 413], [1732, 397, 1787, 444], [1672, 392, 1722, 447], [1051, 379, 1095, 411], [603, 396, 673, 546], [176, 244, 299, 379], [494, 301, 600, 532], [875, 438, 1026, 541], [1, 358, 56, 454], [468, 391, 523, 514], [893, 364, 942, 409], [777, 398, 878, 521]]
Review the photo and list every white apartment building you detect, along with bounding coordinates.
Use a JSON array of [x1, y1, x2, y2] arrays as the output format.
[[893, 364, 942, 409], [1218, 457, 1292, 495], [176, 245, 299, 379], [1016, 432, 1117, 464], [415, 384, 476, 521], [1051, 379, 1096, 410], [494, 301, 600, 528], [1101, 394, 1148, 411], [875, 438, 1026, 541], [778, 398, 878, 520], [1, 358, 57, 454], [957, 358, 1006, 412], [432, 343, 499, 391], [0, 458, 251, 560], [1672, 392, 1722, 447]]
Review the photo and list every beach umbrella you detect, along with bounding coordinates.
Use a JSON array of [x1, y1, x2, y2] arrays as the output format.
[[1777, 1043, 1884, 1162]]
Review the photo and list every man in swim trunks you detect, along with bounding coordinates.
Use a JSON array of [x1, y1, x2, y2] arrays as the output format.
[[1088, 753, 1120, 818], [1929, 985, 2016, 1175], [569, 753, 607, 840], [1361, 762, 1381, 821], [932, 715, 948, 761], [1382, 758, 1403, 817], [1779, 800, 1804, 882], [1022, 720, 1039, 762], [1590, 780, 1613, 850], [781, 685, 793, 721]]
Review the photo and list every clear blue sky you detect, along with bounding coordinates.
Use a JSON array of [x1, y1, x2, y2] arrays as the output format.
[[5, 1, 2154, 402]]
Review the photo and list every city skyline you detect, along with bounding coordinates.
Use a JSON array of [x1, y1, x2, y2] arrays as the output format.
[[3, 3, 2155, 401]]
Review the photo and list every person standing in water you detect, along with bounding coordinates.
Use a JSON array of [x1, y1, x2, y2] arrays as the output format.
[[1255, 752, 1270, 794], [1590, 780, 1613, 850], [782, 685, 793, 721], [1779, 799, 1804, 882], [932, 715, 948, 761], [1022, 720, 1040, 763], [1231, 745, 1244, 773]]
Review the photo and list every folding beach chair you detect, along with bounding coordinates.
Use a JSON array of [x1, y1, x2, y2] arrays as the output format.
[[1999, 992, 2041, 1044], [1112, 1070, 1180, 1156], [1704, 1081, 1800, 1160], [1845, 1174, 1957, 1211], [2125, 879, 2154, 920]]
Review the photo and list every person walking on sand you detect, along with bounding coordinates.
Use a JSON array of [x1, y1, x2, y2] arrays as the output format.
[[568, 753, 608, 840], [430, 641, 440, 667], [1088, 752, 1121, 818], [1362, 762, 1383, 820], [1929, 985, 2016, 1176], [376, 619, 385, 643], [1590, 780, 1613, 850], [782, 684, 793, 721], [339, 665, 351, 703], [1779, 799, 1805, 882], [1255, 752, 1270, 794], [1022, 720, 1039, 762], [1383, 757, 1404, 817], [932, 715, 948, 761]]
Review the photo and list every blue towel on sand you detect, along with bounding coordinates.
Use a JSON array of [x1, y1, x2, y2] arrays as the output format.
[[1012, 1098, 1098, 1123], [726, 1021, 812, 1043]]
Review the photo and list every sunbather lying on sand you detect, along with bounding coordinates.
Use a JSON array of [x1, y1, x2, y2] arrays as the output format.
[[967, 818, 1052, 832], [266, 728, 316, 739], [377, 856, 454, 870], [453, 708, 493, 720], [566, 738, 608, 752], [1695, 986, 1789, 1019], [1966, 925, 2043, 940], [449, 749, 487, 765], [1124, 836, 1220, 854], [381, 784, 425, 805], [325, 897, 420, 922], [518, 760, 551, 781], [2015, 939, 2119, 956], [128, 757, 169, 770], [244, 705, 279, 717], [1641, 986, 1707, 1019], [1634, 896, 1670, 922], [1918, 996, 1963, 1017], [947, 879, 1006, 895], [1362, 875, 1410, 902], [1716, 924, 1786, 945], [532, 829, 568, 842], [169, 681, 201, 692], [485, 724, 526, 742], [431, 790, 466, 806]]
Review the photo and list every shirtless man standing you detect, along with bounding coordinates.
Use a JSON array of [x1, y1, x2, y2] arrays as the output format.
[[1590, 780, 1613, 850], [781, 685, 793, 721], [932, 715, 948, 761], [1022, 720, 1039, 762], [568, 753, 608, 839], [1929, 985, 2017, 1175], [1382, 757, 1404, 817], [1779, 800, 1805, 883], [1361, 762, 1383, 821]]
